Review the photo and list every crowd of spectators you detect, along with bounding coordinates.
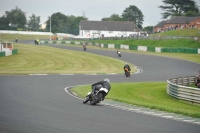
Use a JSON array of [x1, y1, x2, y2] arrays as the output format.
[[155, 24, 197, 33]]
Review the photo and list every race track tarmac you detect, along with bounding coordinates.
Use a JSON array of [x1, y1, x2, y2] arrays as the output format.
[[0, 41, 200, 133]]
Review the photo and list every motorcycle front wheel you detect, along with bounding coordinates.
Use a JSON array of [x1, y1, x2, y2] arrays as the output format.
[[83, 96, 90, 104]]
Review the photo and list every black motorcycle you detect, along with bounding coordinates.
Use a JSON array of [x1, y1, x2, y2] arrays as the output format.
[[83, 84, 109, 105]]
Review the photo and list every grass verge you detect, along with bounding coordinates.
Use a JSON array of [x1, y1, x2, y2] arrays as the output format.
[[72, 82, 200, 118]]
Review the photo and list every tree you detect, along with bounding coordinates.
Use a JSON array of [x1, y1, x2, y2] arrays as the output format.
[[121, 5, 144, 29], [27, 14, 40, 31], [143, 26, 153, 33], [46, 12, 69, 33], [159, 0, 199, 19], [46, 12, 87, 35], [102, 14, 122, 21], [70, 16, 87, 35], [102, 17, 111, 21], [5, 6, 27, 29], [185, 10, 199, 16], [0, 15, 10, 30]]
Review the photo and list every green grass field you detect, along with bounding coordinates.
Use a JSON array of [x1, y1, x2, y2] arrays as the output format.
[[0, 43, 135, 74]]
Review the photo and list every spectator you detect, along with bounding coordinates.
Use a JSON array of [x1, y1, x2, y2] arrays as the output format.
[[195, 75, 200, 88], [15, 38, 18, 43]]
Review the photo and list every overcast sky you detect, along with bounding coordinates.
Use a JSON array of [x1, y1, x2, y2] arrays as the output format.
[[0, 0, 200, 27]]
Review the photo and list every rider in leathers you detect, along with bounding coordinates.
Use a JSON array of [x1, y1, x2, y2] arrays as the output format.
[[124, 63, 131, 73], [91, 78, 111, 98]]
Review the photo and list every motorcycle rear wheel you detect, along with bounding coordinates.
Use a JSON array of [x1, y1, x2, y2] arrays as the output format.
[[125, 72, 128, 77], [91, 93, 103, 105]]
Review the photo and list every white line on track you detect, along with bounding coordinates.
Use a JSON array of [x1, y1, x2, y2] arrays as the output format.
[[85, 73, 97, 75], [64, 86, 83, 100], [29, 74, 47, 75], [60, 74, 74, 75]]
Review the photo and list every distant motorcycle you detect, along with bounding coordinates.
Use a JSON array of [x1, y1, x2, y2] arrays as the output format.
[[83, 84, 109, 105], [118, 52, 121, 57], [124, 68, 130, 77], [83, 45, 86, 51]]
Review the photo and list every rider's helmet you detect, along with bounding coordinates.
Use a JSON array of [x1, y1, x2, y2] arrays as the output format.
[[104, 78, 110, 83], [125, 63, 128, 65]]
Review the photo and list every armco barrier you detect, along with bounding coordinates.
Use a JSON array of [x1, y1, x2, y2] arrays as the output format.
[[167, 76, 200, 104]]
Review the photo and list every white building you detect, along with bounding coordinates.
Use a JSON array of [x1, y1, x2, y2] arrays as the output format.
[[79, 20, 142, 38]]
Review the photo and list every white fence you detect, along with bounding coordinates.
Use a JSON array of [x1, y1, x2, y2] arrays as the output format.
[[167, 76, 200, 104]]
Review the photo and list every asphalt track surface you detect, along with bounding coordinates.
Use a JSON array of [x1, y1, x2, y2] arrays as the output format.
[[0, 40, 200, 133]]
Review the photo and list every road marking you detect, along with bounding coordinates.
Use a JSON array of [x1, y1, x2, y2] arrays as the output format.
[[107, 73, 117, 75], [29, 74, 47, 75], [163, 116, 174, 118], [64, 86, 83, 100], [60, 74, 74, 75], [85, 73, 97, 75]]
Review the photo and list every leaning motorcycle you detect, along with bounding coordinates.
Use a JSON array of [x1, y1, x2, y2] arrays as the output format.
[[124, 68, 130, 77], [83, 84, 109, 105]]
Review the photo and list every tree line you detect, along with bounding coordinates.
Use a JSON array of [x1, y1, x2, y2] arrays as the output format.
[[0, 0, 199, 35]]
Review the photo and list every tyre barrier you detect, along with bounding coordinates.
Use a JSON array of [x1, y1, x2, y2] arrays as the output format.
[[167, 76, 200, 104], [40, 41, 200, 54]]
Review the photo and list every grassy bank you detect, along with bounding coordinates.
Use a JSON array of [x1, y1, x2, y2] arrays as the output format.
[[89, 38, 200, 48], [0, 44, 133, 74], [72, 82, 200, 118]]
